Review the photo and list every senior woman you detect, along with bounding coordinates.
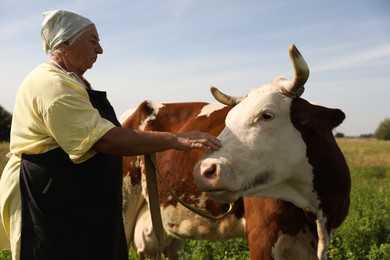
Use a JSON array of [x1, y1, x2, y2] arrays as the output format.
[[0, 10, 221, 260]]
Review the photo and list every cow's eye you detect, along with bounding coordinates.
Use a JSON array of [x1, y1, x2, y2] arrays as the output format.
[[260, 112, 274, 120]]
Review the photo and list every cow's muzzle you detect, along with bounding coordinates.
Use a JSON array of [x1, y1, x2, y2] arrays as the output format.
[[193, 158, 241, 203]]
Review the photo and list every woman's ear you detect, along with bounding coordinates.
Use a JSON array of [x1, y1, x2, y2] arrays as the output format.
[[58, 42, 70, 54]]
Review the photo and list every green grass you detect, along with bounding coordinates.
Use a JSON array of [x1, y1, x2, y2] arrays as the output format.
[[1, 138, 389, 259], [328, 138, 390, 260]]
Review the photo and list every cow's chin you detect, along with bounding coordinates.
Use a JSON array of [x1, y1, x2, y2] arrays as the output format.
[[206, 190, 239, 203]]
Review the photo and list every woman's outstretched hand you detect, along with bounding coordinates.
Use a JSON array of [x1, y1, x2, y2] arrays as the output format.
[[176, 131, 222, 152]]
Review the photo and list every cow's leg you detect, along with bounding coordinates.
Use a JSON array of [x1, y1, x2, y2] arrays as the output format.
[[133, 205, 160, 256], [142, 239, 183, 260], [122, 173, 144, 248], [122, 155, 145, 248], [133, 204, 183, 259], [163, 238, 183, 260]]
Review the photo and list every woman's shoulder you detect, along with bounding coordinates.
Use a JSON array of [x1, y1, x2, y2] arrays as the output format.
[[16, 63, 90, 114], [22, 63, 87, 96]]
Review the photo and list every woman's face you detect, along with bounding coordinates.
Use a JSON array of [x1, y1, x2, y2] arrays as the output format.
[[65, 24, 103, 75]]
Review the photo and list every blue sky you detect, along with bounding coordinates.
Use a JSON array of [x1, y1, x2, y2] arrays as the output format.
[[1, 0, 389, 136]]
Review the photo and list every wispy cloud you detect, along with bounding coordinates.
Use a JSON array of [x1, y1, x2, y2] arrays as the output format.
[[313, 44, 390, 72]]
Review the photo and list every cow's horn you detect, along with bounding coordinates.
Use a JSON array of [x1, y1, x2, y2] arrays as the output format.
[[210, 86, 245, 106], [285, 44, 310, 97]]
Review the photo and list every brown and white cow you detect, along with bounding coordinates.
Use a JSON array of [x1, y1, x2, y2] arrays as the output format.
[[121, 45, 350, 259], [193, 45, 351, 259]]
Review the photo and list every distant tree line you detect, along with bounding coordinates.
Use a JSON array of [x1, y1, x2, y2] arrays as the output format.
[[0, 105, 12, 142], [335, 118, 389, 140], [360, 133, 374, 138], [375, 118, 390, 141]]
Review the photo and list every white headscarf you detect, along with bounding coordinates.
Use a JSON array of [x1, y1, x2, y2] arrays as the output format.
[[41, 10, 93, 53]]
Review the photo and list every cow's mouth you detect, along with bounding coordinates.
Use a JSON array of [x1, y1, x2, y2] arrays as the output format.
[[239, 171, 272, 193], [204, 189, 239, 203]]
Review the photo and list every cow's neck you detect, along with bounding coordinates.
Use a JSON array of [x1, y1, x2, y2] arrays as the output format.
[[255, 160, 321, 214]]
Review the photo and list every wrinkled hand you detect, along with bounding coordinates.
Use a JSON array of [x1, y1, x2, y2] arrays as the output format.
[[176, 131, 222, 152]]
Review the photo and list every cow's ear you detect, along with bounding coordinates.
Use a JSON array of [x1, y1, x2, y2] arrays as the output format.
[[291, 98, 346, 133]]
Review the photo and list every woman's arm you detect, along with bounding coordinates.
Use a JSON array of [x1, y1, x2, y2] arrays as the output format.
[[92, 127, 221, 156]]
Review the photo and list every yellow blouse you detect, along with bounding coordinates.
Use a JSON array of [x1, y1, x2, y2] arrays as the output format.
[[0, 63, 116, 260]]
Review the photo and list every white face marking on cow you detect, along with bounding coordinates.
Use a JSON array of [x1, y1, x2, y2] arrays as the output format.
[[140, 101, 164, 130], [197, 103, 226, 118], [194, 82, 320, 213]]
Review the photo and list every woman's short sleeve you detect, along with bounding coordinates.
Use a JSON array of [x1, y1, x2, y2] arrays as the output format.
[[43, 92, 115, 163]]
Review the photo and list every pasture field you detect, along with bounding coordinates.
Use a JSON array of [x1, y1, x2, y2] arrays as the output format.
[[0, 138, 389, 259]]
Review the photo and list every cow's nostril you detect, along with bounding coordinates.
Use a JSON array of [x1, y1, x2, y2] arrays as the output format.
[[203, 163, 217, 179]]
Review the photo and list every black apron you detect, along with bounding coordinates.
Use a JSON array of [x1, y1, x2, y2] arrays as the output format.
[[19, 90, 128, 260]]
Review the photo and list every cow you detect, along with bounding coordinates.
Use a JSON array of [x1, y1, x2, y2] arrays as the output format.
[[193, 45, 351, 259], [121, 44, 350, 259]]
